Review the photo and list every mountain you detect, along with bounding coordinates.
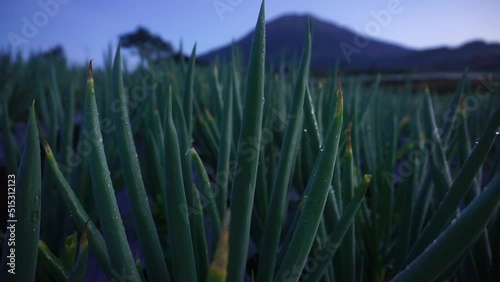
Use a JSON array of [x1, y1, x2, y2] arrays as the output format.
[[390, 40, 500, 72], [199, 14, 500, 72]]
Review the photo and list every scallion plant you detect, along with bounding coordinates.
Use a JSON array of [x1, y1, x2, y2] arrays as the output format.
[[1, 1, 499, 281]]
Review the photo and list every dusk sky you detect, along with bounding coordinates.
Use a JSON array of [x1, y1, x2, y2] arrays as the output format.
[[1, 0, 499, 67]]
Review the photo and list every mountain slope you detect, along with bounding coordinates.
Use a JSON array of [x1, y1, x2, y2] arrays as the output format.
[[200, 14, 412, 71], [395, 41, 500, 72], [199, 14, 500, 72]]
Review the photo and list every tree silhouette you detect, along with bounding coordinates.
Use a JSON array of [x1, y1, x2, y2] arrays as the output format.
[[119, 26, 173, 64], [40, 45, 66, 64]]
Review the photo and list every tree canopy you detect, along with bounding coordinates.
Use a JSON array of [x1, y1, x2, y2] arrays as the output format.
[[119, 26, 173, 62]]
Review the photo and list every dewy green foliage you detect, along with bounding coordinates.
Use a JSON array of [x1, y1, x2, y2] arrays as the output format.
[[227, 1, 266, 280], [0, 1, 499, 281], [42, 140, 113, 278], [257, 24, 311, 282], [0, 103, 41, 282], [276, 83, 343, 282], [112, 46, 169, 282], [164, 86, 198, 282], [84, 62, 140, 282]]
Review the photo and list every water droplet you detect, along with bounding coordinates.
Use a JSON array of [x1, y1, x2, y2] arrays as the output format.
[[303, 129, 308, 132], [450, 218, 457, 224], [32, 227, 37, 232], [320, 146, 324, 152], [495, 128, 499, 135], [262, 98, 265, 105]]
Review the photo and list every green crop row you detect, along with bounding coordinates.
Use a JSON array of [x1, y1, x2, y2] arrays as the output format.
[[1, 2, 500, 281]]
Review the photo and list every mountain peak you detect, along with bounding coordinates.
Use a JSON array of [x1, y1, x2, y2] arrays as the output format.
[[200, 14, 500, 72]]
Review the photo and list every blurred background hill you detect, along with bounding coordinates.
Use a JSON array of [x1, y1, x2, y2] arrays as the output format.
[[200, 14, 500, 73]]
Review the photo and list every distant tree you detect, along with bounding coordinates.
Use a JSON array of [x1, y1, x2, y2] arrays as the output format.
[[40, 45, 66, 64], [119, 26, 174, 65]]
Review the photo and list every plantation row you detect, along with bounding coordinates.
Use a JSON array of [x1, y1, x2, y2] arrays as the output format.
[[1, 3, 500, 282]]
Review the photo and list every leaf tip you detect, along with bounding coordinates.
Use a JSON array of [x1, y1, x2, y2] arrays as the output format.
[[363, 174, 372, 185], [424, 84, 430, 94], [360, 174, 372, 194], [400, 116, 411, 127], [258, 0, 266, 22], [41, 139, 54, 160], [346, 123, 352, 154], [80, 221, 89, 249], [459, 97, 466, 114], [336, 78, 344, 114], [88, 60, 93, 80]]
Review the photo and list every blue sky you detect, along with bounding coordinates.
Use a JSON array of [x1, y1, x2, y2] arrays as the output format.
[[1, 0, 499, 67]]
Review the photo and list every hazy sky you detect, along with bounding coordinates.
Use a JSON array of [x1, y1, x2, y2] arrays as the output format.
[[1, 0, 499, 66]]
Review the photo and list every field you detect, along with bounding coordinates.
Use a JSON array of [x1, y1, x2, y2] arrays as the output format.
[[1, 4, 500, 282]]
